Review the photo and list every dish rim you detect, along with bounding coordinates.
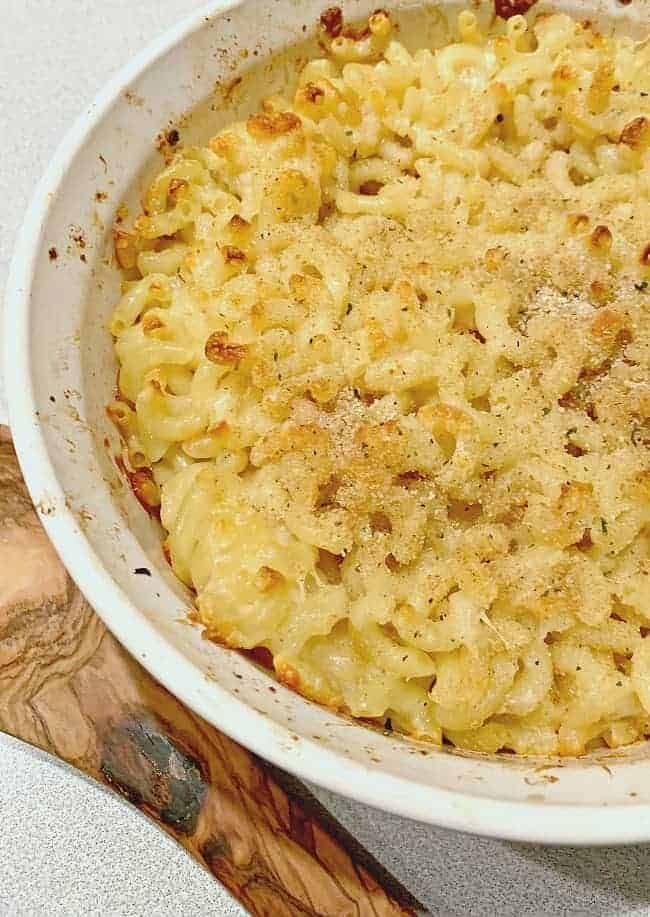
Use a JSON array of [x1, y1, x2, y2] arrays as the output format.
[[5, 0, 650, 844]]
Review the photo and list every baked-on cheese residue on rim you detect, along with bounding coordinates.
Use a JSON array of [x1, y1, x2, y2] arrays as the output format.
[[108, 6, 650, 757]]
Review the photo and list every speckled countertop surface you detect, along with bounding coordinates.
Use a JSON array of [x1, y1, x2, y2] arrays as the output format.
[[2, 2, 650, 915]]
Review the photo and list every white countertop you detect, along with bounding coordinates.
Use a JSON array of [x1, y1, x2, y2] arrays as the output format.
[[2, 2, 650, 915], [0, 734, 243, 917]]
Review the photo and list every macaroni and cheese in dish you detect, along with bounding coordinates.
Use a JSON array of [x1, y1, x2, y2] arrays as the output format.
[[109, 7, 650, 756]]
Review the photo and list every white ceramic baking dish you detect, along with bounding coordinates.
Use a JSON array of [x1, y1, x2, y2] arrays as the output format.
[[5, 0, 650, 844]]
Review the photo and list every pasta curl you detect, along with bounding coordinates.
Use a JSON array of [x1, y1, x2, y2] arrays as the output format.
[[109, 8, 650, 755]]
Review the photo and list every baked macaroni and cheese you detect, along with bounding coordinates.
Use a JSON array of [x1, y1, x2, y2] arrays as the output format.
[[108, 7, 649, 756]]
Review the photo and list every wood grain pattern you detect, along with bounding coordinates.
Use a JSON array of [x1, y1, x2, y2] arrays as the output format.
[[0, 426, 420, 917]]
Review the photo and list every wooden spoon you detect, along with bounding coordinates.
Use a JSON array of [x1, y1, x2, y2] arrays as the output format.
[[0, 426, 420, 917]]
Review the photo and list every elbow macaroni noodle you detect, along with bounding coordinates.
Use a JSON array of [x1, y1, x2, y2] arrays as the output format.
[[109, 8, 650, 756]]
